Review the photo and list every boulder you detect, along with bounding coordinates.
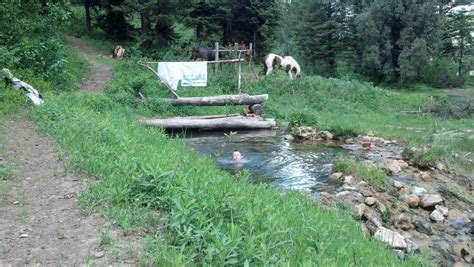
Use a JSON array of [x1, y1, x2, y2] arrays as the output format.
[[365, 197, 376, 206], [344, 175, 354, 184], [374, 227, 407, 249], [410, 186, 428, 196], [393, 180, 405, 189], [420, 194, 443, 208], [354, 203, 366, 218], [435, 205, 449, 217], [367, 130, 375, 137], [285, 134, 295, 141], [362, 142, 372, 150], [397, 160, 409, 170], [436, 162, 445, 171], [342, 184, 357, 191], [420, 171, 432, 181], [403, 194, 420, 208], [293, 126, 320, 140], [320, 131, 334, 140], [413, 220, 433, 236], [430, 210, 445, 222], [335, 191, 351, 198], [381, 160, 401, 175], [330, 172, 343, 181], [345, 138, 355, 144], [392, 213, 412, 231]]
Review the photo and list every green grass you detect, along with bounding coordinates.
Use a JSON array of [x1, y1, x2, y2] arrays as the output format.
[[0, 162, 13, 181], [333, 158, 387, 189], [33, 93, 427, 265]]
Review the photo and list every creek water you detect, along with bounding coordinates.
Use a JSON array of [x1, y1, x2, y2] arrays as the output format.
[[178, 130, 347, 193]]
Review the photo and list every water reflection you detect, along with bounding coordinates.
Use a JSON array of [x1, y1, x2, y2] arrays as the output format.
[[179, 130, 346, 193]]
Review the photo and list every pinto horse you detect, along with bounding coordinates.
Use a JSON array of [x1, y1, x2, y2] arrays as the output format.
[[280, 56, 301, 79], [259, 53, 301, 79]]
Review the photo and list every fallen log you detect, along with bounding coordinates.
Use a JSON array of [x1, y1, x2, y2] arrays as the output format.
[[161, 94, 268, 106], [140, 115, 276, 130]]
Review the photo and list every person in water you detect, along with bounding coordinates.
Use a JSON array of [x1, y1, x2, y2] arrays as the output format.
[[232, 150, 243, 161]]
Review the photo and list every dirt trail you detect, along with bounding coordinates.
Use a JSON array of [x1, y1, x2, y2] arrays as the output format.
[[64, 35, 112, 93], [0, 37, 137, 265]]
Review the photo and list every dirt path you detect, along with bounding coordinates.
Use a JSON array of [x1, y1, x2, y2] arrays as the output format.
[[64, 35, 112, 93], [0, 38, 137, 265]]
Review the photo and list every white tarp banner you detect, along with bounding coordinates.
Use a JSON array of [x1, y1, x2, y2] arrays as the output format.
[[157, 62, 207, 91]]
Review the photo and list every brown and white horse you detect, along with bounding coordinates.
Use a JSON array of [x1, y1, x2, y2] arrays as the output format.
[[259, 53, 301, 79], [280, 56, 301, 79], [259, 53, 283, 76]]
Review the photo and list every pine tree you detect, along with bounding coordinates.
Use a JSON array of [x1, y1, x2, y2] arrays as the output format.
[[354, 0, 442, 83], [292, 0, 347, 76]]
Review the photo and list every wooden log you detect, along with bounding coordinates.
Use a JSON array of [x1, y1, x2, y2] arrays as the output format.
[[140, 115, 276, 130], [161, 94, 268, 106], [249, 104, 263, 116]]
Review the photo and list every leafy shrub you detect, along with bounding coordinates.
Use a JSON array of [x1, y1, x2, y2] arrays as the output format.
[[402, 147, 446, 168], [423, 96, 473, 119], [423, 58, 465, 88]]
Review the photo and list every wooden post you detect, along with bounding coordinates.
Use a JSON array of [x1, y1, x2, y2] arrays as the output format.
[[215, 42, 219, 71], [234, 42, 239, 58], [238, 52, 242, 94], [249, 43, 257, 78]]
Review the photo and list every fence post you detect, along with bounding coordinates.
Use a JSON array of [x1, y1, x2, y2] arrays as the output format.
[[215, 42, 219, 71], [249, 43, 256, 78]]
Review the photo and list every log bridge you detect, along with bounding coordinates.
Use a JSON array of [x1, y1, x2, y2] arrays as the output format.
[[162, 94, 267, 106], [140, 114, 276, 130]]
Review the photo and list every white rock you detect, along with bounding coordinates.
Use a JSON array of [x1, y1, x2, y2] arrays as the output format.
[[19, 233, 29, 238], [398, 160, 409, 170], [354, 203, 366, 218], [436, 162, 445, 171], [345, 138, 355, 144], [410, 186, 428, 196], [374, 227, 407, 249], [435, 205, 449, 217], [365, 197, 376, 206], [393, 181, 405, 189], [320, 131, 334, 140], [344, 175, 354, 184], [94, 251, 105, 258], [381, 160, 401, 175], [420, 194, 443, 208], [330, 172, 343, 181], [335, 191, 351, 198], [402, 194, 420, 208], [430, 210, 444, 222], [342, 185, 357, 191], [285, 134, 295, 141]]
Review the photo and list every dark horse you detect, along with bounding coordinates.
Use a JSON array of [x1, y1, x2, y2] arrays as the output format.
[[191, 45, 216, 61]]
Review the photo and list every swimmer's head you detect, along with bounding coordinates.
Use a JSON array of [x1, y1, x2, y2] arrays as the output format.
[[232, 150, 243, 161]]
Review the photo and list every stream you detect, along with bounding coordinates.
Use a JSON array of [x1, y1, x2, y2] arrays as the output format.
[[178, 130, 347, 193]]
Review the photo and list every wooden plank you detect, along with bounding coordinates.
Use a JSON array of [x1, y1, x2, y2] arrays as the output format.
[[140, 115, 276, 130], [161, 94, 268, 106]]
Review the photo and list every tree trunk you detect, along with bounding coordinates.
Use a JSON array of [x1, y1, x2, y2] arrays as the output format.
[[140, 115, 276, 130], [84, 0, 91, 32], [161, 94, 268, 106]]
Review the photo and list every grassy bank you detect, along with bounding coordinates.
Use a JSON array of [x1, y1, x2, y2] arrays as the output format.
[[33, 93, 427, 265], [105, 61, 473, 175]]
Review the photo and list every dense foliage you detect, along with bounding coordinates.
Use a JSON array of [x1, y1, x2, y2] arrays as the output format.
[[70, 0, 472, 87], [0, 0, 89, 115]]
